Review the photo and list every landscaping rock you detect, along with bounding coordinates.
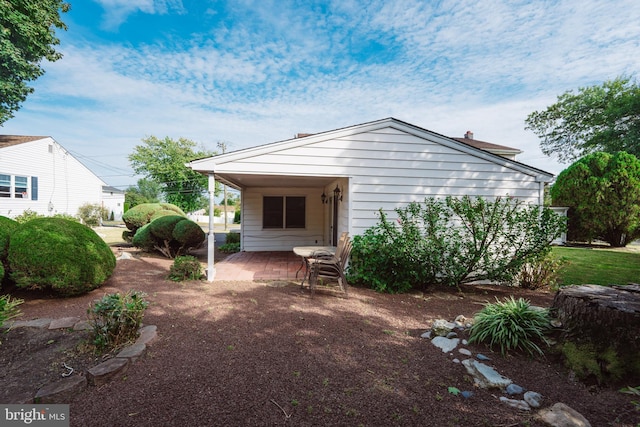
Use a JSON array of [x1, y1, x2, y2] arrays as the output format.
[[420, 331, 432, 339], [535, 402, 591, 427], [499, 396, 531, 411], [476, 353, 491, 361], [136, 325, 158, 346], [524, 391, 543, 408], [9, 318, 52, 328], [446, 331, 458, 339], [431, 336, 460, 353], [87, 358, 129, 386], [458, 348, 472, 356], [49, 317, 80, 330], [431, 319, 456, 336], [506, 383, 525, 395], [73, 320, 92, 331], [454, 314, 472, 328], [116, 342, 146, 362], [462, 359, 512, 389], [34, 375, 87, 404]]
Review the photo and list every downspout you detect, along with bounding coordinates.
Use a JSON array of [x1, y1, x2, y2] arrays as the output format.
[[207, 173, 216, 282], [536, 175, 547, 207]]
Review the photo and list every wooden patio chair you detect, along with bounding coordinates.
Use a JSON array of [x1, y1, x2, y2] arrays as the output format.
[[308, 237, 352, 296]]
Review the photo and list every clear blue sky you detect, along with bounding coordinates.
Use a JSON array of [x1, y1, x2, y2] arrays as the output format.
[[2, 0, 640, 189]]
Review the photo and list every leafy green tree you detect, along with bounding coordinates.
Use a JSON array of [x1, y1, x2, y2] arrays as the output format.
[[525, 76, 640, 163], [550, 151, 640, 247], [0, 0, 70, 124], [128, 136, 218, 212], [125, 178, 161, 208]]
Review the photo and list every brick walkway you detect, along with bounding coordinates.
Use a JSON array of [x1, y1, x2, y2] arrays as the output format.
[[213, 251, 305, 281]]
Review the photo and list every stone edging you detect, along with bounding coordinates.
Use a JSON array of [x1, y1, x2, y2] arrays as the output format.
[[5, 317, 157, 404]]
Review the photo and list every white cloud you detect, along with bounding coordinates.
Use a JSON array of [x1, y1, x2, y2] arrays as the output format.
[[3, 0, 639, 188], [94, 0, 185, 30]]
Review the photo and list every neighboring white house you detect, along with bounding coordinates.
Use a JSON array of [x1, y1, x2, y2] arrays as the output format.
[[0, 135, 106, 219], [102, 185, 126, 221], [189, 118, 555, 258]]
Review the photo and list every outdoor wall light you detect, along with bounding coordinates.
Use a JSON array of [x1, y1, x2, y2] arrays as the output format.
[[321, 191, 328, 204], [333, 185, 343, 202]]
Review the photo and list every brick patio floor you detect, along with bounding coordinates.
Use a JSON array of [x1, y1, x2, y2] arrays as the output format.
[[213, 251, 305, 281]]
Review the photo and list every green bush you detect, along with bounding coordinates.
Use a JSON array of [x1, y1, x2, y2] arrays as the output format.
[[347, 196, 567, 292], [168, 255, 203, 281], [132, 215, 205, 258], [77, 203, 109, 226], [225, 232, 240, 244], [52, 213, 80, 222], [88, 291, 148, 351], [122, 202, 186, 241], [13, 209, 43, 224], [219, 242, 240, 253], [468, 297, 552, 356], [8, 218, 116, 296], [518, 253, 568, 290], [173, 218, 206, 248], [0, 216, 18, 261]]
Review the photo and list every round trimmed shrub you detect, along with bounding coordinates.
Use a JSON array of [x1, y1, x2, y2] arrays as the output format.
[[132, 215, 205, 258], [8, 218, 116, 296], [0, 216, 18, 261], [173, 218, 206, 248], [122, 203, 186, 242]]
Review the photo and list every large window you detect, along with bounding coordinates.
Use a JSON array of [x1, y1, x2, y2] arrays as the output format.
[[0, 175, 10, 198], [263, 196, 306, 229], [0, 174, 37, 199], [15, 176, 27, 198]]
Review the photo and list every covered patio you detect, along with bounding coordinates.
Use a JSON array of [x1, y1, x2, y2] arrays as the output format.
[[213, 251, 305, 281]]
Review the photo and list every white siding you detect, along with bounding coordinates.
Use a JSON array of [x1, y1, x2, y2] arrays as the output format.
[[0, 138, 105, 219], [102, 190, 125, 220], [192, 119, 552, 251]]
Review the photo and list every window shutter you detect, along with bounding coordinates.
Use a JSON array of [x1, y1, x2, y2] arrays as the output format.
[[31, 176, 38, 200]]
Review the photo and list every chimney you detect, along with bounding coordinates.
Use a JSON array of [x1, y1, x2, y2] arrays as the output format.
[[295, 133, 313, 138], [464, 131, 474, 139]]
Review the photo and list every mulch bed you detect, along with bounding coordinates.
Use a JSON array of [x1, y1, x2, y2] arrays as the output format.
[[1, 250, 638, 426]]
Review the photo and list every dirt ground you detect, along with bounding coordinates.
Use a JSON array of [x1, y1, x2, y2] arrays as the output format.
[[1, 248, 638, 427]]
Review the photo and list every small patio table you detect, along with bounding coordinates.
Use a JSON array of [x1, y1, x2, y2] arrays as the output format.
[[293, 246, 336, 286]]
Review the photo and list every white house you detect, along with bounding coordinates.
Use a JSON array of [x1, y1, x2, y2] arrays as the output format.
[[102, 185, 126, 221], [189, 118, 555, 277], [0, 135, 106, 219]]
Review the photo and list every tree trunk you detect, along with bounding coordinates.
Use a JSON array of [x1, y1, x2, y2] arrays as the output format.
[[551, 284, 640, 361]]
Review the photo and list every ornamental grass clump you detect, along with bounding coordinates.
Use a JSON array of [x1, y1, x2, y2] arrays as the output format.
[[0, 295, 23, 343], [468, 296, 552, 356], [88, 291, 148, 351]]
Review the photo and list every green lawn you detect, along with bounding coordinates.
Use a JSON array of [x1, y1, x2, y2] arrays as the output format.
[[552, 246, 640, 286]]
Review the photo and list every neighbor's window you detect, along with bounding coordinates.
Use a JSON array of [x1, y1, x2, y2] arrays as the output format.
[[15, 176, 27, 198], [263, 196, 306, 229], [0, 174, 10, 198]]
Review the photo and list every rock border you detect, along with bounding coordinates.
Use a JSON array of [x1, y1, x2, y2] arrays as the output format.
[[423, 316, 592, 427], [4, 317, 157, 404]]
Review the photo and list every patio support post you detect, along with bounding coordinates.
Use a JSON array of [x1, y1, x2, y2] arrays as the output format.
[[207, 173, 216, 281]]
